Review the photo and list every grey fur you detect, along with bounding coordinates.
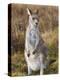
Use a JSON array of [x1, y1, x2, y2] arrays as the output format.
[[24, 8, 49, 75]]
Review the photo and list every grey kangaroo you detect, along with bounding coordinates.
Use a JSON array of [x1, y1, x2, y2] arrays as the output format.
[[24, 8, 49, 75]]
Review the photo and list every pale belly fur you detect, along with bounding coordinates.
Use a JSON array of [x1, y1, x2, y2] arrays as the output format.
[[26, 54, 45, 71]]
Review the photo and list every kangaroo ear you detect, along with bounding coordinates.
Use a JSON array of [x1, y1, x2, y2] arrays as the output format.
[[34, 9, 39, 14], [27, 8, 32, 16]]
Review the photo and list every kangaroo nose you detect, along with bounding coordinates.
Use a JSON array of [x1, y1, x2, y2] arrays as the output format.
[[27, 53, 30, 57], [36, 22, 38, 25]]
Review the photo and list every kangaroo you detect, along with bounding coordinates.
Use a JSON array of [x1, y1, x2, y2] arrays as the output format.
[[24, 8, 49, 75]]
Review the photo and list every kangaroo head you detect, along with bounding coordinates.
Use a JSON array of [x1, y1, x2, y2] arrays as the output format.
[[27, 8, 39, 28]]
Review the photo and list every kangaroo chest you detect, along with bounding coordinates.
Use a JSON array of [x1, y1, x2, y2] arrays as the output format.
[[28, 28, 39, 47], [29, 29, 36, 46]]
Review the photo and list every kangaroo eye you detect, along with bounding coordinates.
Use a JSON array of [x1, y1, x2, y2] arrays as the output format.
[[32, 17, 35, 20]]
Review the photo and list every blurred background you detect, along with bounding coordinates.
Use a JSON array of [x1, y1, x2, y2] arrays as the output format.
[[8, 4, 58, 76]]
